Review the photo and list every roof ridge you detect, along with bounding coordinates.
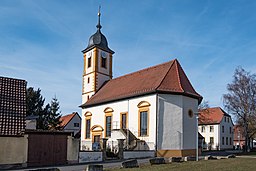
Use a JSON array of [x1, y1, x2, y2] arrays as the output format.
[[174, 59, 184, 92], [156, 59, 176, 90], [110, 60, 175, 82], [0, 76, 26, 82], [175, 60, 200, 95]]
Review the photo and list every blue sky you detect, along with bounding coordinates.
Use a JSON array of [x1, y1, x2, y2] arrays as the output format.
[[1, 0, 256, 115]]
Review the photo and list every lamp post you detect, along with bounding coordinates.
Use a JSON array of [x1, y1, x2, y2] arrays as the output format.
[[194, 112, 200, 161]]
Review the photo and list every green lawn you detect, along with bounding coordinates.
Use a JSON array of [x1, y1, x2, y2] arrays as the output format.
[[106, 158, 256, 171]]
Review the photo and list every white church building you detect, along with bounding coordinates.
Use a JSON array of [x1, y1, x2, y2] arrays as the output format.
[[80, 11, 202, 157]]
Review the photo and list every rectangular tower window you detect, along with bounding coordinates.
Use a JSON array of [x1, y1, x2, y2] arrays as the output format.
[[222, 137, 224, 145], [222, 126, 224, 133], [101, 57, 107, 68], [105, 116, 112, 137], [139, 111, 148, 136], [88, 57, 92, 68], [87, 77, 90, 83], [226, 137, 228, 145], [85, 119, 91, 139], [230, 137, 232, 145]]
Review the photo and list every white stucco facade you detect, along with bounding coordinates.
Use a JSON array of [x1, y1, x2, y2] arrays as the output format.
[[81, 94, 157, 150], [81, 93, 198, 156], [198, 116, 233, 150]]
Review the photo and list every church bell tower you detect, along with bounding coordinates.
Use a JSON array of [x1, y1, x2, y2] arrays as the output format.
[[82, 7, 114, 104]]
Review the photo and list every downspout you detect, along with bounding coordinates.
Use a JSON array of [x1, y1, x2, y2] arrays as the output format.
[[127, 99, 129, 149], [155, 93, 158, 157]]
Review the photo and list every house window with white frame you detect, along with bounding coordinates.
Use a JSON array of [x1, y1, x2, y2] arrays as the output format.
[[201, 126, 205, 133], [210, 126, 214, 132], [74, 123, 80, 127], [210, 137, 214, 144]]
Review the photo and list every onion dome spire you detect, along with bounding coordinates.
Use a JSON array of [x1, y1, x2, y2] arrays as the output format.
[[82, 6, 114, 54]]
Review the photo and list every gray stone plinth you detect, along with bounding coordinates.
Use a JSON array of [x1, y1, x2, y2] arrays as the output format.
[[149, 157, 165, 165], [184, 156, 196, 161], [169, 157, 183, 163], [121, 159, 139, 168]]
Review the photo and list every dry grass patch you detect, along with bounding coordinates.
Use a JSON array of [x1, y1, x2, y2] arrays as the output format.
[[106, 158, 256, 171]]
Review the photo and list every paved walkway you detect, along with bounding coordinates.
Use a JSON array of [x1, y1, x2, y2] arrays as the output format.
[[12, 158, 150, 171]]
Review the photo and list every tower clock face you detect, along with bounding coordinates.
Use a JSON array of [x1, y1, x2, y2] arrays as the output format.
[[101, 51, 107, 58]]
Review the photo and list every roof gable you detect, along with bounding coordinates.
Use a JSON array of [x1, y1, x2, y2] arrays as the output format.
[[199, 107, 231, 125], [60, 112, 80, 128], [81, 59, 202, 108]]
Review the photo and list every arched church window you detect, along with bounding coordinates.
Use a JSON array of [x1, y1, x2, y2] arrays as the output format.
[[137, 101, 150, 137], [84, 112, 92, 139], [104, 107, 113, 137]]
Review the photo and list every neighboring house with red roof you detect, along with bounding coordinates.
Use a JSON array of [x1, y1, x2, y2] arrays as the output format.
[[60, 112, 81, 137], [198, 107, 234, 150], [233, 124, 246, 150], [80, 13, 202, 157]]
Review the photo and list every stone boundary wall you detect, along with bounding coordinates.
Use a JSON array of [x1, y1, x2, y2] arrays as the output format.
[[0, 135, 28, 165], [123, 150, 155, 159]]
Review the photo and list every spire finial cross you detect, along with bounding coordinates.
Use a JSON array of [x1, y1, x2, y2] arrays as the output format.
[[96, 5, 102, 30]]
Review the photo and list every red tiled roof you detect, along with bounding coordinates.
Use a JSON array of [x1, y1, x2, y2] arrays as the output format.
[[81, 59, 202, 108], [60, 112, 77, 128], [199, 107, 231, 125], [0, 76, 26, 136]]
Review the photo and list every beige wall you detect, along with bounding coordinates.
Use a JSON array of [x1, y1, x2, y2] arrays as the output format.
[[0, 135, 28, 165], [67, 136, 79, 164]]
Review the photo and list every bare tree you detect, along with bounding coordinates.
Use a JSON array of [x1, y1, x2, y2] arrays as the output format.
[[198, 100, 210, 110], [223, 67, 256, 152]]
